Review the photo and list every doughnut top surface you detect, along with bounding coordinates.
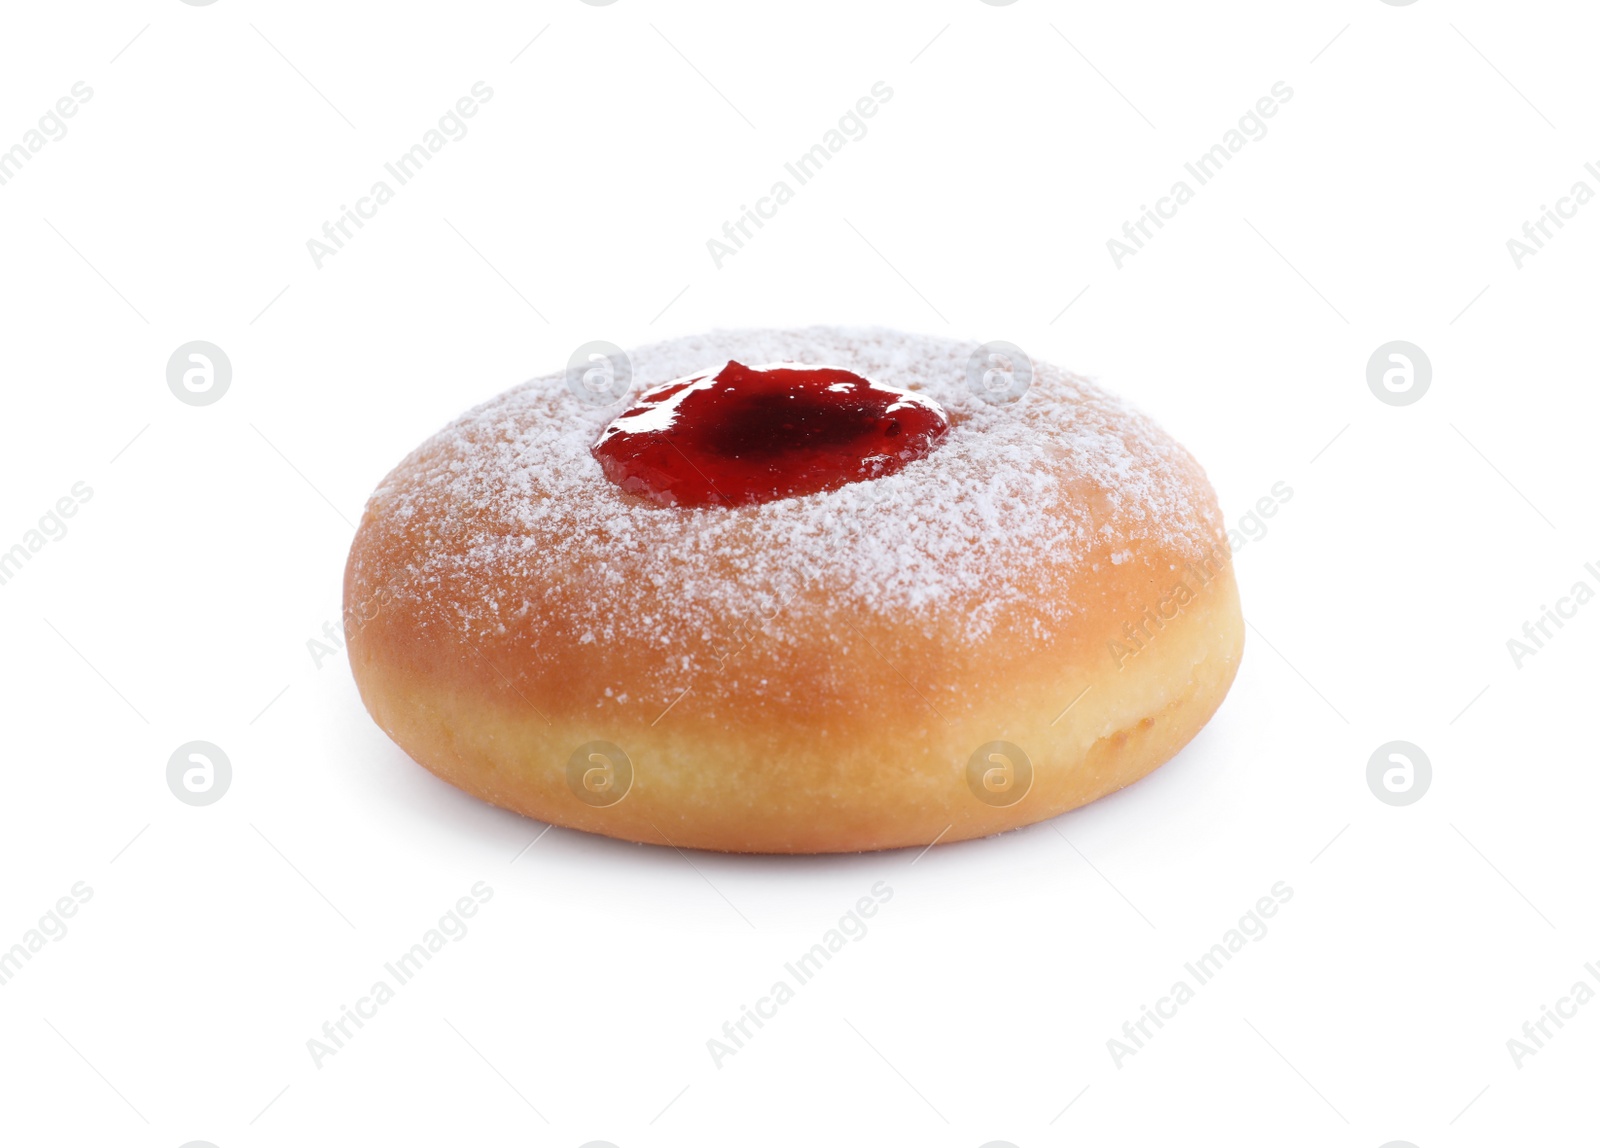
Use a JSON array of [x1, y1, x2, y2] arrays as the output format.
[[591, 360, 950, 508], [348, 327, 1224, 703]]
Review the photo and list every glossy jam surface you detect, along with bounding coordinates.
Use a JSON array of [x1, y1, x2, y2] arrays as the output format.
[[591, 361, 950, 507]]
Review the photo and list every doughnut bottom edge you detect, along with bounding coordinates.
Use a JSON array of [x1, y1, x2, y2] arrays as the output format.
[[348, 566, 1244, 855]]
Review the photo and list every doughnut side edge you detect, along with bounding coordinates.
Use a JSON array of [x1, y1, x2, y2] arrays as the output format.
[[339, 508, 1246, 854]]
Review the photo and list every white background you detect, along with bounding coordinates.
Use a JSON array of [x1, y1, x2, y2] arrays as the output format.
[[1, 1, 1596, 1145]]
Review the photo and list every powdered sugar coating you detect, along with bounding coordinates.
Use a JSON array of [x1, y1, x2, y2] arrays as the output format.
[[353, 327, 1220, 694]]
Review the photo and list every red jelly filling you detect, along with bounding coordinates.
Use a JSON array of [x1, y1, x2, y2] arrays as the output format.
[[591, 361, 949, 507]]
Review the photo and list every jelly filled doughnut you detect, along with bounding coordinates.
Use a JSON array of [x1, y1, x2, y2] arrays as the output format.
[[343, 328, 1244, 854]]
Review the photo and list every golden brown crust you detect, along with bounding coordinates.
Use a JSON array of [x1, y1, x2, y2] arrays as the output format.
[[343, 328, 1244, 853]]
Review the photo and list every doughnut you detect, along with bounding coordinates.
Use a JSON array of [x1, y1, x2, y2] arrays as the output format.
[[343, 327, 1244, 854]]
